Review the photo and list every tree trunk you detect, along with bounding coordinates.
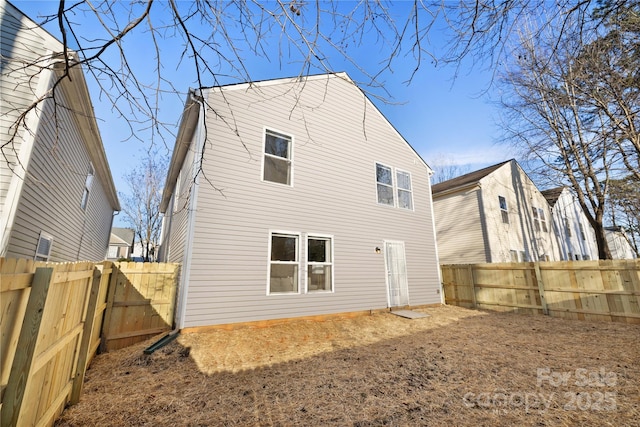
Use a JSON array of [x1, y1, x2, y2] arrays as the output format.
[[592, 219, 613, 260]]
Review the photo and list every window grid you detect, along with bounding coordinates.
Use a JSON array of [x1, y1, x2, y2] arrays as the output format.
[[263, 129, 293, 186], [499, 196, 509, 224], [375, 163, 413, 210]]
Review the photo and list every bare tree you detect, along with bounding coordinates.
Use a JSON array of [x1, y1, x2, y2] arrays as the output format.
[[429, 153, 471, 184], [120, 152, 167, 262], [607, 176, 640, 256], [499, 19, 612, 258], [2, 0, 632, 175]]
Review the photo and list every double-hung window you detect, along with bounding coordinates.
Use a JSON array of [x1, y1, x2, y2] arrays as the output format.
[[532, 207, 541, 231], [499, 196, 509, 224], [532, 207, 547, 232], [376, 163, 394, 206], [539, 208, 548, 232], [268, 233, 299, 293], [565, 218, 572, 237], [579, 223, 586, 241], [263, 129, 292, 185], [396, 170, 413, 210], [307, 235, 333, 292], [375, 163, 413, 210]]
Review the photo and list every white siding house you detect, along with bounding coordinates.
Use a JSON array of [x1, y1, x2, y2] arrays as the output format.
[[541, 187, 599, 261], [1, 1, 119, 261], [432, 160, 559, 264], [605, 227, 637, 259], [159, 73, 442, 329]]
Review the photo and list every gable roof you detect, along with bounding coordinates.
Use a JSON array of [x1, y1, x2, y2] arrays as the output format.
[[541, 186, 566, 207], [160, 72, 429, 213], [431, 160, 512, 195], [110, 227, 134, 246], [4, 1, 120, 211]]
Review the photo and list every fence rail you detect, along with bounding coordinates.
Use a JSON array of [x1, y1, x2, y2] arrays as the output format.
[[0, 259, 179, 426], [442, 260, 640, 323]]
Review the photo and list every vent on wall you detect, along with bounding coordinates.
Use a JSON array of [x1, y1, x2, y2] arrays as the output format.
[[35, 232, 53, 261]]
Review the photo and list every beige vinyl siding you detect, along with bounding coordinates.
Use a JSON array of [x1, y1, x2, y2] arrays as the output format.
[[180, 75, 440, 327], [0, 1, 55, 202], [433, 189, 488, 263], [5, 80, 114, 261], [163, 131, 198, 264]]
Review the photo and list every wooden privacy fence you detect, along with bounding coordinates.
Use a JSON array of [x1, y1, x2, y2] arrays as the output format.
[[0, 259, 179, 426], [442, 260, 640, 324], [101, 261, 180, 351]]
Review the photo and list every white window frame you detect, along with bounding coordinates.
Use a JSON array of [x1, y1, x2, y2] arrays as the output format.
[[499, 196, 509, 224], [266, 231, 301, 295], [539, 208, 548, 232], [80, 162, 94, 210], [375, 162, 395, 207], [395, 169, 414, 211], [375, 162, 414, 211], [35, 231, 53, 261], [579, 223, 586, 241], [305, 233, 334, 293], [532, 207, 541, 232], [261, 128, 294, 187]]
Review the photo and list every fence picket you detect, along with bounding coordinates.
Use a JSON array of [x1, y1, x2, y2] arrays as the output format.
[[442, 260, 640, 324]]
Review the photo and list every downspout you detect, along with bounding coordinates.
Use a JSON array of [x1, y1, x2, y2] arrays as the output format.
[[175, 89, 207, 330], [427, 169, 445, 305], [145, 89, 206, 354]]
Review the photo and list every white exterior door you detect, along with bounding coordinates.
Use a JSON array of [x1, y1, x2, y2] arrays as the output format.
[[385, 241, 409, 307]]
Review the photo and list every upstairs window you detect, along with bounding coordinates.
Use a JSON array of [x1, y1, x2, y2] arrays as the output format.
[[263, 130, 292, 185], [80, 163, 94, 210], [532, 207, 548, 232], [565, 217, 572, 237], [539, 208, 548, 232], [579, 223, 586, 241], [376, 163, 394, 206], [375, 163, 414, 210], [532, 207, 540, 231], [396, 170, 413, 210], [499, 196, 509, 224]]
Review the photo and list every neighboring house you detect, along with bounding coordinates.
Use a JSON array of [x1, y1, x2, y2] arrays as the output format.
[[541, 187, 599, 261], [158, 73, 442, 329], [432, 159, 558, 264], [605, 227, 637, 259], [0, 1, 119, 261], [107, 227, 135, 260]]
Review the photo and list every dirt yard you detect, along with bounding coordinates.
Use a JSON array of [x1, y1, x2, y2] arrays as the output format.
[[56, 306, 639, 426]]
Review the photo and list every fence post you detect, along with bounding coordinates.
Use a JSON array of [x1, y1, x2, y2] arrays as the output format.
[[70, 267, 102, 404], [533, 262, 549, 315], [1, 267, 53, 427], [467, 265, 477, 308], [100, 263, 119, 353]]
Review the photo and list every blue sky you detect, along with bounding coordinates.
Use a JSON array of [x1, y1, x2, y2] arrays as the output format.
[[14, 1, 513, 224]]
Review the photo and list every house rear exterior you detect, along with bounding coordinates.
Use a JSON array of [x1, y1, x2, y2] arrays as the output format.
[[432, 160, 558, 264], [1, 1, 119, 261], [159, 73, 442, 329]]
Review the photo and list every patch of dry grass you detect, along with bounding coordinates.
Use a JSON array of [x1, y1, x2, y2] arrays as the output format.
[[56, 306, 640, 426]]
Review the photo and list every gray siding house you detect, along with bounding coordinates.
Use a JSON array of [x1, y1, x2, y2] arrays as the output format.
[[432, 160, 559, 264], [159, 73, 442, 329], [1, 1, 119, 261]]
